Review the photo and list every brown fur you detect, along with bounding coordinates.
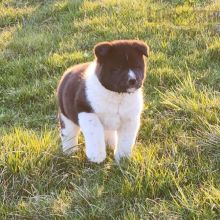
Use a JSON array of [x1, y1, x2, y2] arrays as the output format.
[[94, 40, 149, 93], [57, 62, 93, 125]]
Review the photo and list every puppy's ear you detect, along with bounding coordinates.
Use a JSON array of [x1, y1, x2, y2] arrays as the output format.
[[94, 42, 112, 59], [133, 41, 149, 57]]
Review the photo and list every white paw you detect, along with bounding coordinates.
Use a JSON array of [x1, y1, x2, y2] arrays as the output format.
[[63, 146, 79, 156], [114, 150, 132, 162], [86, 149, 106, 164]]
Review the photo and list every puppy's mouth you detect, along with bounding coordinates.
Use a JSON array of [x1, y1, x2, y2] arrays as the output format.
[[127, 87, 137, 93]]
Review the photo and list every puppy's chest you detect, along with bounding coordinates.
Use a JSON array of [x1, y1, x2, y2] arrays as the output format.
[[90, 95, 140, 130], [96, 102, 121, 130]]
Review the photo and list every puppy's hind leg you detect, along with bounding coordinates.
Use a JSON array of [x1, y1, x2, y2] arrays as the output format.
[[60, 113, 80, 155], [105, 130, 117, 150]]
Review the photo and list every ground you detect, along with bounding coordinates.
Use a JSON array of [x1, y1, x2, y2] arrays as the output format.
[[0, 0, 220, 219]]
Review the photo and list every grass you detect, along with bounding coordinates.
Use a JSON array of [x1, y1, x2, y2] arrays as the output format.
[[0, 0, 220, 219]]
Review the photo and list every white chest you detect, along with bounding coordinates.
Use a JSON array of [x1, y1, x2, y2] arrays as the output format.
[[93, 97, 122, 130]]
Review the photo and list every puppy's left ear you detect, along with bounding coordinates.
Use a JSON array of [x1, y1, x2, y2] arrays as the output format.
[[133, 41, 149, 57]]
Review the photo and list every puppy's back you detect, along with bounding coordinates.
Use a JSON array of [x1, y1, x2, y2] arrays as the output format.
[[57, 62, 92, 124]]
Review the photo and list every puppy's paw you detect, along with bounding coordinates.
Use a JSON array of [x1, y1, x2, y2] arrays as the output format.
[[114, 150, 132, 163], [86, 150, 106, 164], [63, 146, 79, 156]]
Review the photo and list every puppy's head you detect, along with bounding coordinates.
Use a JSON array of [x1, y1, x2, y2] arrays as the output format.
[[94, 40, 149, 93]]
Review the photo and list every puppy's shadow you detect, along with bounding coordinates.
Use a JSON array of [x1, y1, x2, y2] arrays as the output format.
[[56, 143, 131, 174]]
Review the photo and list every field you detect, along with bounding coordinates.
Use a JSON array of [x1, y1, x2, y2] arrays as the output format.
[[0, 0, 220, 219]]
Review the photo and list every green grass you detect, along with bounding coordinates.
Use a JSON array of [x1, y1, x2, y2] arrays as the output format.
[[1, 0, 220, 219]]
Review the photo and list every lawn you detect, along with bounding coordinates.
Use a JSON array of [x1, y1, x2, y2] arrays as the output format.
[[0, 0, 220, 219]]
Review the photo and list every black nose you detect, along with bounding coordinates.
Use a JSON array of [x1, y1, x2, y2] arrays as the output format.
[[128, 78, 137, 86]]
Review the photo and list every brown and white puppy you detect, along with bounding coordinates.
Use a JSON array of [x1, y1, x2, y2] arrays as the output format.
[[57, 40, 149, 163]]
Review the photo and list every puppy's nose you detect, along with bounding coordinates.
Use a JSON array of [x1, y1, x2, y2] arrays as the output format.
[[128, 78, 137, 86]]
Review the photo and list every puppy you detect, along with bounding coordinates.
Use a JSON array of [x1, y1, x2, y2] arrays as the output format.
[[57, 40, 149, 163]]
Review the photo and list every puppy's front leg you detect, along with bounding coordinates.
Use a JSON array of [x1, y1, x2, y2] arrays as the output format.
[[115, 118, 140, 162], [78, 112, 106, 163]]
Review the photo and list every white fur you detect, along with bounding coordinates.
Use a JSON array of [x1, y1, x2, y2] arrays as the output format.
[[128, 69, 136, 80], [127, 87, 136, 93], [105, 130, 117, 150], [115, 118, 140, 161], [127, 70, 137, 93], [78, 112, 106, 163], [81, 62, 143, 162], [60, 113, 80, 155]]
